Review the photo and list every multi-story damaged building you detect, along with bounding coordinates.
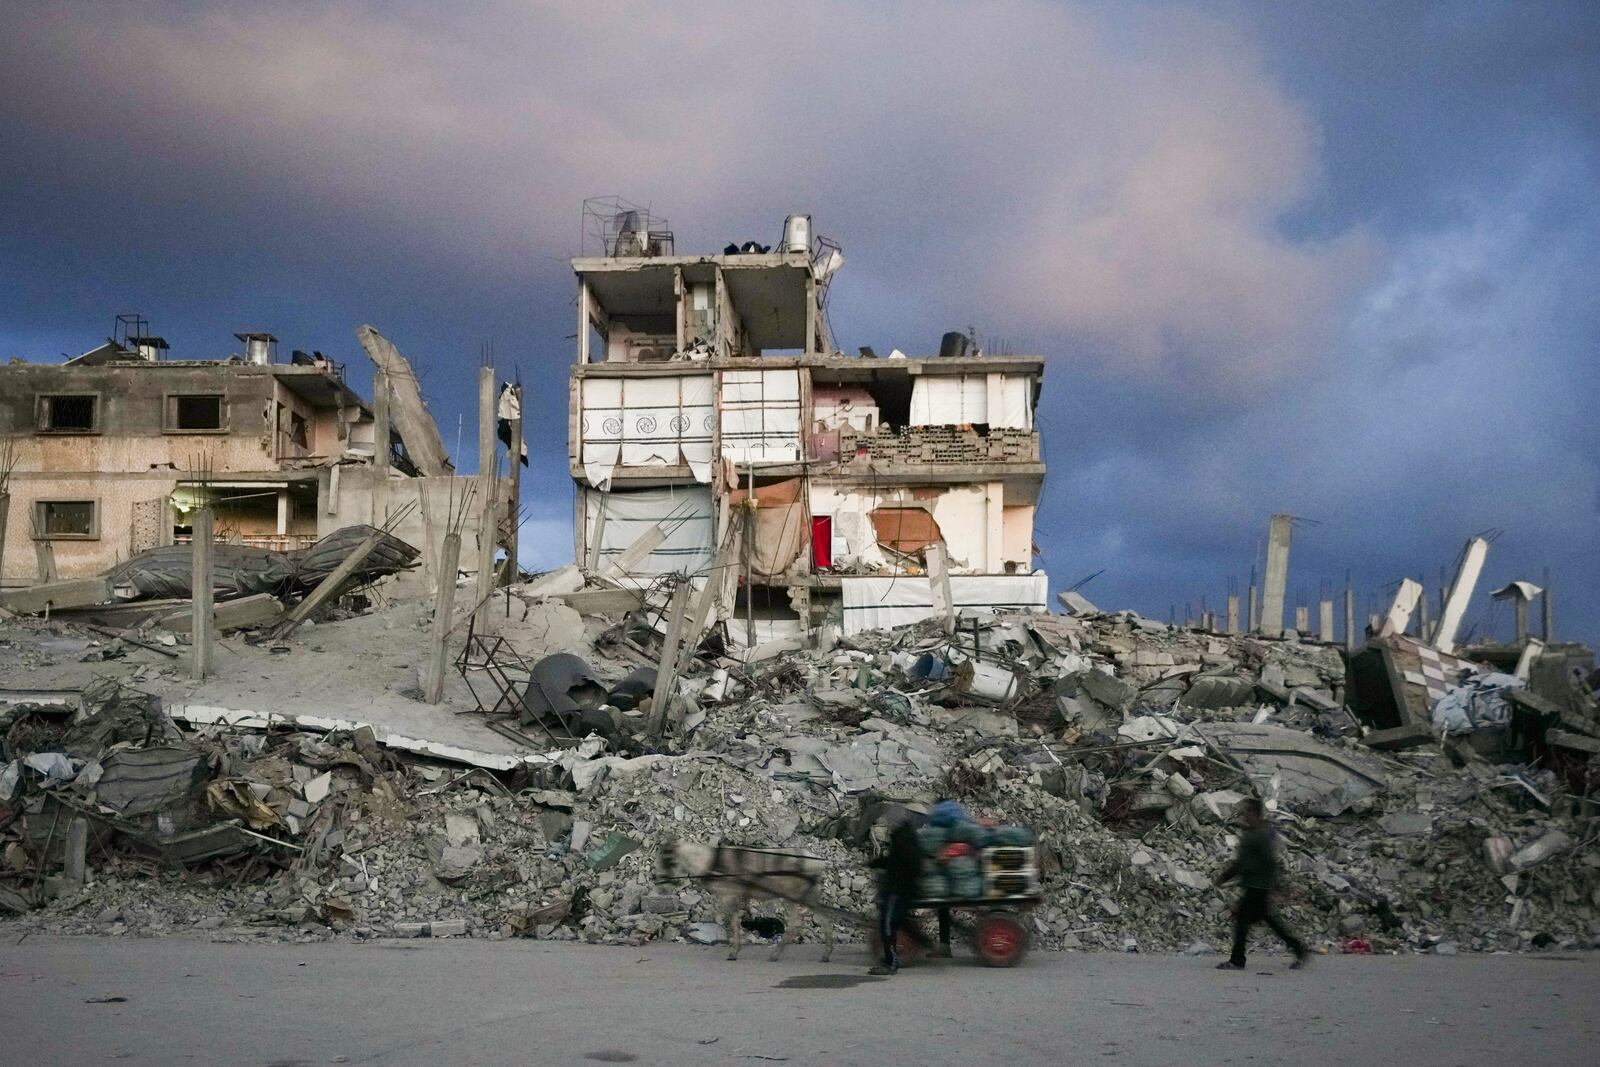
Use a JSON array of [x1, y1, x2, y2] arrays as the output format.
[[0, 319, 496, 593], [568, 207, 1048, 638]]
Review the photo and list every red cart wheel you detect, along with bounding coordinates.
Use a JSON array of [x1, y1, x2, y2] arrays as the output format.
[[972, 911, 1028, 967]]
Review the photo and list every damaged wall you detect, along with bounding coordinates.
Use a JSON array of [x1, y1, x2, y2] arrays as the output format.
[[808, 481, 1020, 574]]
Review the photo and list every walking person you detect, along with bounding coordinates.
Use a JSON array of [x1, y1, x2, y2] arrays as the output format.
[[1214, 797, 1309, 970], [868, 807, 922, 975]]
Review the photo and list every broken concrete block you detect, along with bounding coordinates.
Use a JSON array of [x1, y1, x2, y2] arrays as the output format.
[[1164, 773, 1196, 799], [1378, 812, 1432, 836], [303, 772, 332, 804], [1509, 830, 1572, 872], [429, 919, 467, 937], [1190, 790, 1246, 824], [444, 813, 481, 848], [393, 922, 427, 938]]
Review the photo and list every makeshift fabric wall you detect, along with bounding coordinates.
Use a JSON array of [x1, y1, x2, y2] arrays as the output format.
[[720, 369, 801, 464], [909, 374, 1032, 429], [840, 573, 1049, 634], [583, 485, 714, 576], [728, 477, 807, 578], [580, 375, 714, 485]]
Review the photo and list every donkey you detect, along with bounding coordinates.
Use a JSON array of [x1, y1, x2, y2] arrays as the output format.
[[657, 839, 837, 961]]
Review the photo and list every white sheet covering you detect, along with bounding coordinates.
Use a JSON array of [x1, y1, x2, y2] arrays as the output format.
[[840, 573, 1049, 634], [583, 485, 714, 576], [909, 373, 1032, 429], [580, 374, 714, 485], [719, 368, 802, 464]]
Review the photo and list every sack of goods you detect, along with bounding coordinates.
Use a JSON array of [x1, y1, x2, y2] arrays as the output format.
[[913, 802, 1038, 900]]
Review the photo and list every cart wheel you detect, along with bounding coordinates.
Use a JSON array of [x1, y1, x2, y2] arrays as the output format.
[[972, 911, 1028, 967]]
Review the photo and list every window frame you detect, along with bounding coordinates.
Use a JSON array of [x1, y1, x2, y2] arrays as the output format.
[[35, 393, 101, 435], [32, 499, 100, 540], [164, 392, 229, 433]]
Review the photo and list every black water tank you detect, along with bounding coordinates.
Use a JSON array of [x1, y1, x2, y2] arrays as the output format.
[[939, 331, 970, 358]]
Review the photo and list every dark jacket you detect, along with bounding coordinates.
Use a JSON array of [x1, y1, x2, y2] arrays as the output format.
[[872, 823, 924, 896], [1220, 825, 1279, 890]]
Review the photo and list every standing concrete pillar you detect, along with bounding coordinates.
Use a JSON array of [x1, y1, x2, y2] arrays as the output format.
[[505, 386, 522, 586], [1344, 587, 1356, 653], [423, 531, 463, 705], [1541, 567, 1553, 642], [1259, 514, 1292, 637], [1247, 584, 1259, 632], [1318, 599, 1334, 643], [372, 369, 391, 525], [473, 367, 498, 630], [1226, 594, 1240, 635], [1294, 605, 1309, 635], [1513, 597, 1529, 643], [190, 507, 214, 679], [1435, 536, 1490, 654], [1417, 582, 1432, 643]]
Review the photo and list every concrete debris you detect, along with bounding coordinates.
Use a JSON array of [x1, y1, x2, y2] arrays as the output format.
[[0, 571, 1596, 960]]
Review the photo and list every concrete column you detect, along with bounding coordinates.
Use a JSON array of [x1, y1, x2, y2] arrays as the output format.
[[1541, 568, 1554, 642], [1513, 598, 1529, 643], [1318, 599, 1334, 643], [1247, 584, 1259, 632], [926, 542, 955, 634], [1259, 514, 1291, 636], [1379, 577, 1423, 637], [1417, 582, 1431, 642], [1226, 594, 1240, 635], [372, 369, 391, 525], [506, 396, 522, 586], [1294, 605, 1309, 635], [1344, 587, 1356, 653], [423, 531, 462, 705], [473, 367, 498, 629], [63, 817, 88, 886], [190, 507, 214, 679], [275, 488, 289, 536], [1435, 537, 1490, 654]]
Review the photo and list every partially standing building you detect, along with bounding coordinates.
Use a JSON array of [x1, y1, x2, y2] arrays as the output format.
[[567, 205, 1048, 640]]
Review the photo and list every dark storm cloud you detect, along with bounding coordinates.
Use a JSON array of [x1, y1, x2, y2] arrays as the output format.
[[1, 1, 1595, 640]]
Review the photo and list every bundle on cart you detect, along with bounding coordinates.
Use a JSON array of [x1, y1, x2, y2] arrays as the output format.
[[916, 801, 1039, 902]]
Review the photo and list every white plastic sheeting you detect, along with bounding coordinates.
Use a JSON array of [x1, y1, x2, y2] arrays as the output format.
[[840, 573, 1049, 634], [580, 375, 714, 485], [909, 373, 1032, 429], [583, 485, 714, 577], [720, 368, 802, 464]]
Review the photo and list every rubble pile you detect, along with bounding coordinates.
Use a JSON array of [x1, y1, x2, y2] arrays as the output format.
[[2, 578, 1598, 958]]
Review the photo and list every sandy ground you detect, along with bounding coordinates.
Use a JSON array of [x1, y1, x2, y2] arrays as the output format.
[[2, 936, 1593, 1067]]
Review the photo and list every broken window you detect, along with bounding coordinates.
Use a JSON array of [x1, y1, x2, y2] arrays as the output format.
[[38, 394, 98, 432], [290, 411, 309, 449], [168, 394, 224, 431], [33, 500, 97, 538]]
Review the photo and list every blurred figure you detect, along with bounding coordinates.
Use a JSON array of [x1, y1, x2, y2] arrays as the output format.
[[1214, 797, 1308, 970], [868, 807, 923, 975]]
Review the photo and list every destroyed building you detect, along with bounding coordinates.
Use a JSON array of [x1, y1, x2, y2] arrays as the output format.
[[0, 210, 1595, 963], [0, 318, 508, 599], [569, 205, 1047, 641]]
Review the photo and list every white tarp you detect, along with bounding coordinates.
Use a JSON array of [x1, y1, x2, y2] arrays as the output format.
[[840, 573, 1049, 634], [909, 373, 1032, 429], [584, 485, 714, 576], [720, 368, 802, 464], [580, 375, 714, 485]]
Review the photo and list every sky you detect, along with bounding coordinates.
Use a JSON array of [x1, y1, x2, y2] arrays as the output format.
[[2, 1, 1596, 645]]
